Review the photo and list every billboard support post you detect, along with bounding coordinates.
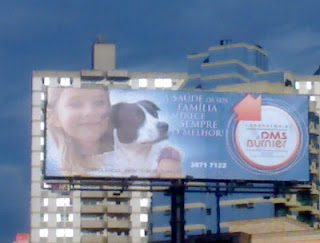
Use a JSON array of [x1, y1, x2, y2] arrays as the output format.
[[216, 183, 221, 235], [170, 179, 185, 243]]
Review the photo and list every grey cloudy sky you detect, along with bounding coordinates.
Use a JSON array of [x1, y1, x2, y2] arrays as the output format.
[[0, 1, 319, 242]]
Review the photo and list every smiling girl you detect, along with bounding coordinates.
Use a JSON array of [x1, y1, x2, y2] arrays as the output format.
[[46, 87, 114, 176]]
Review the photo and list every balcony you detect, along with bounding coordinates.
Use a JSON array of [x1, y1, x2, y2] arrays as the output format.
[[81, 235, 106, 243], [309, 125, 319, 135], [81, 219, 105, 229], [153, 224, 206, 234], [107, 191, 131, 199], [107, 235, 130, 243], [106, 203, 131, 214], [291, 205, 314, 213], [310, 161, 319, 175], [106, 218, 131, 229], [185, 202, 206, 210], [153, 205, 170, 212], [313, 221, 320, 229], [81, 191, 106, 198], [311, 182, 320, 195], [81, 204, 106, 214], [285, 194, 300, 207], [309, 144, 319, 155], [309, 102, 317, 113], [294, 183, 312, 189]]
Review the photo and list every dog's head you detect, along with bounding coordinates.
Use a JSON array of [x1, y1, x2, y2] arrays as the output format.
[[112, 100, 169, 144]]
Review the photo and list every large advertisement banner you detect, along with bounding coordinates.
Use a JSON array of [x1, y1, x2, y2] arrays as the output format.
[[45, 87, 309, 181]]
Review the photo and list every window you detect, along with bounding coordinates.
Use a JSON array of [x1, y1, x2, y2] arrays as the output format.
[[43, 77, 50, 86], [56, 229, 64, 237], [306, 81, 312, 90], [140, 214, 148, 222], [206, 208, 212, 215], [65, 229, 73, 237], [154, 79, 162, 87], [59, 77, 72, 86], [155, 78, 173, 88], [139, 78, 148, 88], [140, 198, 149, 207], [56, 198, 71, 207], [163, 78, 172, 88], [295, 82, 300, 89], [41, 214, 48, 222], [40, 122, 45, 130], [68, 214, 73, 222], [56, 229, 73, 237], [140, 229, 147, 237], [41, 92, 45, 101], [43, 183, 50, 189], [284, 79, 292, 86], [82, 198, 101, 205], [40, 152, 44, 161], [57, 213, 73, 222], [39, 229, 48, 238], [56, 214, 62, 222], [40, 137, 44, 146], [43, 198, 48, 207]]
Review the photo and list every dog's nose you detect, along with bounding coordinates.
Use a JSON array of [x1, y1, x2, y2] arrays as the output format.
[[157, 122, 169, 132]]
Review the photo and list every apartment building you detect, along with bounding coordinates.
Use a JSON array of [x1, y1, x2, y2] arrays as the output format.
[[30, 40, 187, 243], [150, 42, 320, 241], [31, 39, 319, 242]]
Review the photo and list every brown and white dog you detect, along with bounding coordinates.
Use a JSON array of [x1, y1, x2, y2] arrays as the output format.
[[111, 100, 170, 177]]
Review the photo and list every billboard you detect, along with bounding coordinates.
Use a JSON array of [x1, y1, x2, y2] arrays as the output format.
[[45, 87, 309, 181]]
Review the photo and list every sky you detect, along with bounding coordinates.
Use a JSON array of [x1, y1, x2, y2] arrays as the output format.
[[0, 0, 320, 242]]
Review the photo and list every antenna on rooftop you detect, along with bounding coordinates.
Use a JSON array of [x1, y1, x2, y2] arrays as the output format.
[[94, 35, 109, 44], [220, 39, 232, 46]]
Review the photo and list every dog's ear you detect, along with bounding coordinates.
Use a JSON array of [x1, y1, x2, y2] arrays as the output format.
[[138, 100, 160, 118], [111, 103, 123, 129]]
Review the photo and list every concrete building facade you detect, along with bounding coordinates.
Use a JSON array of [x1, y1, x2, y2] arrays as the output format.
[[31, 40, 320, 242], [150, 42, 320, 241], [30, 41, 186, 243]]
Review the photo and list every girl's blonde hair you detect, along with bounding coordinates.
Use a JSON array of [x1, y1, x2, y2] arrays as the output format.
[[47, 87, 113, 176]]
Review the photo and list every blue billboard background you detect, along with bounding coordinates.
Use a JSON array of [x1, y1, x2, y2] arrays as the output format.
[[109, 89, 309, 181]]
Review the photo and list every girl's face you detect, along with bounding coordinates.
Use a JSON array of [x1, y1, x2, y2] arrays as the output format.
[[55, 88, 111, 143]]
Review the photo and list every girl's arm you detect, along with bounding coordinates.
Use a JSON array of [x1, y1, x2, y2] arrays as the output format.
[[155, 147, 183, 178]]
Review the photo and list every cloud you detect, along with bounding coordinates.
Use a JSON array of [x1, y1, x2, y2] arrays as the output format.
[[262, 27, 320, 73], [265, 28, 320, 54], [1, 1, 320, 242]]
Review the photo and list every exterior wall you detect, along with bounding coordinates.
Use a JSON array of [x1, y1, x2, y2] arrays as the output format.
[[294, 74, 320, 113], [31, 75, 82, 243], [31, 41, 320, 243], [155, 41, 319, 242], [93, 43, 116, 71], [184, 43, 270, 90], [223, 217, 312, 234], [223, 217, 320, 243], [31, 68, 187, 243]]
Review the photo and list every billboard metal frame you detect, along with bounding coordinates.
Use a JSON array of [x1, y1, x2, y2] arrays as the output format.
[[44, 176, 310, 194], [39, 83, 311, 243], [44, 177, 311, 243], [42, 86, 310, 182]]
